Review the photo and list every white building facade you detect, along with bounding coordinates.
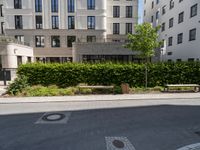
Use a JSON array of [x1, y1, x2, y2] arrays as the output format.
[[144, 0, 200, 62], [1, 0, 138, 63]]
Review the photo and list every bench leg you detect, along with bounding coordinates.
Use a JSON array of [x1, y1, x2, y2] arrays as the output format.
[[194, 87, 199, 92]]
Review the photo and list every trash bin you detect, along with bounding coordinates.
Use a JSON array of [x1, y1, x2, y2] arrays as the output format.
[[121, 83, 130, 94]]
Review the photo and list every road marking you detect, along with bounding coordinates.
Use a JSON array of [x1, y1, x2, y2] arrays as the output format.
[[177, 143, 200, 150], [35, 112, 71, 124], [105, 137, 136, 150]]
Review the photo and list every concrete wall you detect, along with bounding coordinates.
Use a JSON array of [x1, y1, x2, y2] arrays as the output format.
[[73, 42, 137, 62]]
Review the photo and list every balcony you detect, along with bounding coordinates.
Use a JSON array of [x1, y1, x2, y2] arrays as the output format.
[[0, 36, 30, 47]]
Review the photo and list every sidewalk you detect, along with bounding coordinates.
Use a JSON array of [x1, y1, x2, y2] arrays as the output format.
[[0, 93, 200, 104]]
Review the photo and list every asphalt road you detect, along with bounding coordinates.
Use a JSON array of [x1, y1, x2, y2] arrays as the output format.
[[1, 100, 200, 150]]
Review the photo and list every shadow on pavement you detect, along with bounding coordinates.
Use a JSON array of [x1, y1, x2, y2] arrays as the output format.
[[0, 105, 200, 150]]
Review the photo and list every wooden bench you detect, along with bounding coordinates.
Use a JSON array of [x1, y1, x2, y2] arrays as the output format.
[[164, 84, 200, 92], [78, 85, 114, 94]]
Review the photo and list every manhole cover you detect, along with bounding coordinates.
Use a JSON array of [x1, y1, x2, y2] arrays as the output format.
[[105, 137, 136, 150], [112, 140, 125, 148], [42, 113, 65, 121]]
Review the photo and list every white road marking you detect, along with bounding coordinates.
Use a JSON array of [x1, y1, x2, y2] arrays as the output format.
[[35, 112, 71, 124], [105, 137, 136, 150]]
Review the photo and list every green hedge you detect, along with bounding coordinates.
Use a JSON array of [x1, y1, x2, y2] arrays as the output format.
[[17, 62, 200, 87]]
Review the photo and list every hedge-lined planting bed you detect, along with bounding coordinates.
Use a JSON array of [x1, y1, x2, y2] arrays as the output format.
[[17, 62, 200, 87]]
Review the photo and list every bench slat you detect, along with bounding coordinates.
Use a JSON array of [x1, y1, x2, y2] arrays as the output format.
[[165, 84, 199, 87], [78, 86, 114, 89]]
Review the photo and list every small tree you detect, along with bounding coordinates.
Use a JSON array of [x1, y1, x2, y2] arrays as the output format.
[[125, 22, 163, 88]]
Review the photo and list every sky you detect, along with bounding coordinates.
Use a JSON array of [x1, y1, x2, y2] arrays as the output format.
[[138, 0, 143, 24]]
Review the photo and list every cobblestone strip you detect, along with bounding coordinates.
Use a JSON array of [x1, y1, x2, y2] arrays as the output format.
[[177, 143, 200, 150]]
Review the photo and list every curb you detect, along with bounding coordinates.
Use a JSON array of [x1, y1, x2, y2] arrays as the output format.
[[0, 93, 200, 104]]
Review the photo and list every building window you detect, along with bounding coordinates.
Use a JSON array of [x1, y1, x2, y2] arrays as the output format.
[[156, 11, 159, 20], [190, 4, 198, 18], [27, 57, 32, 63], [162, 5, 166, 15], [67, 36, 76, 47], [113, 6, 120, 18], [161, 22, 165, 32], [188, 58, 195, 62], [35, 36, 45, 47], [51, 0, 58, 12], [178, 12, 184, 24], [35, 0, 42, 12], [87, 16, 95, 29], [169, 0, 174, 9], [126, 6, 133, 18], [87, 36, 96, 42], [14, 0, 22, 9], [36, 16, 43, 29], [15, 15, 23, 29], [168, 37, 173, 46], [177, 33, 183, 44], [126, 23, 132, 34], [15, 35, 24, 43], [51, 36, 60, 47], [189, 28, 196, 41], [167, 52, 172, 56], [68, 16, 75, 29], [0, 5, 3, 17], [52, 16, 59, 29], [68, 0, 74, 13], [113, 23, 120, 34], [151, 16, 154, 23], [152, 1, 154, 9], [17, 56, 22, 67], [1, 22, 4, 34], [169, 18, 173, 28], [87, 0, 95, 10]]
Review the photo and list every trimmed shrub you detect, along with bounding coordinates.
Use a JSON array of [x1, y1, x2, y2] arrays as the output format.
[[17, 62, 200, 88]]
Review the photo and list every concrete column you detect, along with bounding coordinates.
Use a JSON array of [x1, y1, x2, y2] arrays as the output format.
[[22, 56, 27, 64]]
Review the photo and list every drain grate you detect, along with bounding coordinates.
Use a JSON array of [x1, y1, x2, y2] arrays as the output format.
[[35, 112, 71, 124]]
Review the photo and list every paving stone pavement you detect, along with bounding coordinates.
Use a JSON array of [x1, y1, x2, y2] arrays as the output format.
[[177, 143, 200, 150]]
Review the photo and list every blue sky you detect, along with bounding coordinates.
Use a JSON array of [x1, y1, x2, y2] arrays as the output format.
[[138, 0, 143, 24]]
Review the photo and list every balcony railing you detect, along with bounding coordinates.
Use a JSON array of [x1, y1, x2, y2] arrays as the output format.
[[0, 36, 30, 46]]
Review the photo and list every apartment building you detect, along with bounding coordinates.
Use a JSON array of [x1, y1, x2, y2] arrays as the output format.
[[1, 0, 138, 63], [144, 0, 200, 62]]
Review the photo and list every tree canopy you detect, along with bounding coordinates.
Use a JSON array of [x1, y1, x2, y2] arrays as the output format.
[[125, 22, 163, 60]]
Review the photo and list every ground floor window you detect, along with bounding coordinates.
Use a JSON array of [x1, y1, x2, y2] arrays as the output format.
[[27, 57, 32, 63], [0, 55, 2, 68], [17, 56, 22, 67], [82, 55, 144, 63], [36, 57, 72, 63]]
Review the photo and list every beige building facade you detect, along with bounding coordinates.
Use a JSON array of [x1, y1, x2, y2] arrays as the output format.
[[1, 0, 138, 62]]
